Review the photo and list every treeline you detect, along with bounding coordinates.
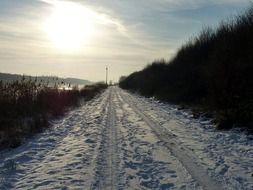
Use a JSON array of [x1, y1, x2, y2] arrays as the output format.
[[119, 6, 253, 131], [0, 73, 91, 86], [0, 78, 107, 149]]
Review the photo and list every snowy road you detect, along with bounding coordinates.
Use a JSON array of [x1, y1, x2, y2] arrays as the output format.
[[0, 87, 252, 190]]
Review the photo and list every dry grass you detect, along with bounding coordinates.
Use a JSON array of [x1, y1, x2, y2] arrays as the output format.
[[0, 77, 107, 149]]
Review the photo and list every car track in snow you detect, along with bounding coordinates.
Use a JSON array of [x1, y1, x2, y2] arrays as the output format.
[[117, 87, 253, 190], [114, 87, 202, 190], [0, 90, 110, 189], [0, 87, 252, 190], [117, 87, 224, 190], [91, 88, 119, 190]]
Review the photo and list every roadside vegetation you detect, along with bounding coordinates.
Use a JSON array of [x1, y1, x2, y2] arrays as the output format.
[[0, 77, 107, 149], [119, 6, 253, 132]]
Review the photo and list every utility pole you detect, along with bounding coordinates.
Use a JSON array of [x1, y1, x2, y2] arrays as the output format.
[[106, 66, 108, 85]]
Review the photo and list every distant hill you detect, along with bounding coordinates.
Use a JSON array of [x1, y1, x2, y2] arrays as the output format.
[[0, 73, 92, 86]]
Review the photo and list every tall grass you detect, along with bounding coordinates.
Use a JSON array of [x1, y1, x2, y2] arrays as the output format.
[[0, 77, 107, 148], [119, 6, 253, 131]]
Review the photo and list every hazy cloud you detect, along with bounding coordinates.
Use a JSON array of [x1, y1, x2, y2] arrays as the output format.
[[0, 0, 251, 81]]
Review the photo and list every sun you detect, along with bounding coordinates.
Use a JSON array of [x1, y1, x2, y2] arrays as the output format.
[[44, 2, 94, 50]]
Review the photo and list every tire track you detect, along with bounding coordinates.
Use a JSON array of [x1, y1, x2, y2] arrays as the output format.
[[91, 88, 119, 190], [117, 87, 225, 190], [0, 89, 111, 190]]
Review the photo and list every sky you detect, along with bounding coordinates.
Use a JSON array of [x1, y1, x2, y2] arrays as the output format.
[[0, 0, 251, 82]]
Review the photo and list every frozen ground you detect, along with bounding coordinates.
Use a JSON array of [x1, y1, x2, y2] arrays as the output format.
[[0, 87, 252, 190]]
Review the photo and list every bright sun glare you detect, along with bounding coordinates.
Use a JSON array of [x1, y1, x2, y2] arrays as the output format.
[[44, 2, 94, 50]]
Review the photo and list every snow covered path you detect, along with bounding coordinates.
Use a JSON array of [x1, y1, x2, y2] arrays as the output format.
[[0, 87, 252, 189]]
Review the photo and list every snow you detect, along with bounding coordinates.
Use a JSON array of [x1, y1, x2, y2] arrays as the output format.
[[0, 87, 252, 190], [122, 89, 253, 190]]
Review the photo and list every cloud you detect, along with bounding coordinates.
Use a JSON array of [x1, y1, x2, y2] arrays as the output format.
[[39, 0, 127, 35], [37, 0, 166, 49], [0, 0, 251, 81]]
